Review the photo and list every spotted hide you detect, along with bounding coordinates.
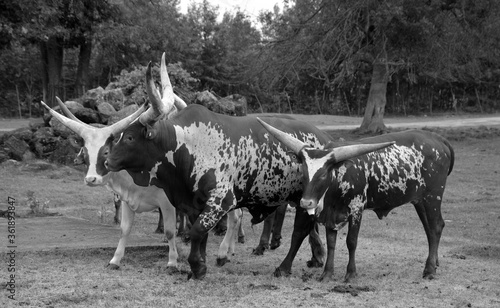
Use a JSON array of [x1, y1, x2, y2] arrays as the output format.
[[263, 127, 455, 282], [106, 101, 334, 279]]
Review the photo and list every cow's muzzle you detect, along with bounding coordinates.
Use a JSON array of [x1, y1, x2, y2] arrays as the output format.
[[300, 198, 318, 215]]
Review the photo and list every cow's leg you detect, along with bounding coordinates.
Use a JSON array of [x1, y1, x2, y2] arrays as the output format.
[[274, 207, 315, 277], [270, 204, 286, 250], [177, 212, 191, 243], [237, 211, 245, 243], [113, 193, 121, 224], [155, 208, 164, 234], [108, 200, 135, 269], [306, 222, 325, 268], [413, 195, 445, 279], [159, 203, 178, 271], [214, 213, 228, 236], [318, 226, 337, 282], [188, 191, 235, 279], [252, 211, 276, 255], [344, 214, 362, 282], [216, 209, 241, 266]]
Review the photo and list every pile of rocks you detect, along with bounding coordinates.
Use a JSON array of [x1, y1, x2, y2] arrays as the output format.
[[1, 86, 247, 165]]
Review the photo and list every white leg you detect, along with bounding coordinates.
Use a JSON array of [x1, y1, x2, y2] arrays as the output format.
[[159, 201, 178, 269], [216, 209, 240, 265], [109, 200, 135, 269]]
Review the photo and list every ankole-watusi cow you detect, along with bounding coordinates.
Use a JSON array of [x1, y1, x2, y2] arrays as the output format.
[[40, 59, 245, 269], [258, 118, 454, 282], [104, 55, 394, 279]]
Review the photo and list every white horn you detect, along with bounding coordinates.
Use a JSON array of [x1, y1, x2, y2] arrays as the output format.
[[139, 62, 164, 126], [41, 100, 93, 138], [257, 117, 308, 154], [328, 141, 396, 163], [160, 52, 176, 115]]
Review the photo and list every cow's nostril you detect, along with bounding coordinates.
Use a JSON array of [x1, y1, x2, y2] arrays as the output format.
[[104, 160, 108, 168], [85, 177, 96, 184]]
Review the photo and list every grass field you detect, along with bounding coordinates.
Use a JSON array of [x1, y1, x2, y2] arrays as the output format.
[[1, 126, 499, 307]]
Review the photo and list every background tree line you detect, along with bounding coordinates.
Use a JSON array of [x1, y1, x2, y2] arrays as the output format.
[[1, 0, 499, 132]]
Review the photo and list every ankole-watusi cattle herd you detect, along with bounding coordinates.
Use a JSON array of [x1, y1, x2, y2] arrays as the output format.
[[3, 54, 500, 307]]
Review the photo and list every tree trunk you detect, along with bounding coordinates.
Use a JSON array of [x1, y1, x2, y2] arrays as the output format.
[[75, 39, 92, 97], [40, 37, 64, 107], [359, 62, 388, 133]]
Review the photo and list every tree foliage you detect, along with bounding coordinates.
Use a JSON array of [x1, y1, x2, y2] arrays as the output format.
[[1, 0, 500, 119]]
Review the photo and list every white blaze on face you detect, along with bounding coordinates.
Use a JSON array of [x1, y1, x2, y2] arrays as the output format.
[[83, 130, 112, 185], [303, 150, 334, 182]]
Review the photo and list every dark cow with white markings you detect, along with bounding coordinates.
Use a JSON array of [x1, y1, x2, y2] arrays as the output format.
[[104, 56, 392, 279], [41, 67, 244, 269], [259, 119, 454, 282]]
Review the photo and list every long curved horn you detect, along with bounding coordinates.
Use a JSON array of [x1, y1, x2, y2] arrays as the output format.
[[104, 103, 146, 135], [139, 62, 163, 126], [174, 94, 187, 109], [41, 101, 93, 138], [257, 117, 395, 160], [56, 97, 89, 126], [328, 141, 395, 163], [256, 118, 307, 154], [160, 52, 175, 115]]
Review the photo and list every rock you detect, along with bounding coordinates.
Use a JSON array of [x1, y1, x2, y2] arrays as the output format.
[[222, 94, 247, 116], [10, 127, 33, 142], [96, 102, 117, 124], [0, 148, 9, 163], [194, 91, 247, 116], [108, 104, 139, 125], [81, 86, 104, 109], [22, 150, 36, 161], [103, 88, 125, 111], [29, 119, 46, 132], [73, 107, 101, 124], [49, 116, 74, 138], [64, 101, 84, 114], [32, 127, 58, 157], [4, 135, 29, 161]]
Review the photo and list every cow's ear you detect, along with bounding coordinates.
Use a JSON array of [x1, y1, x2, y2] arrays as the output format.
[[287, 151, 302, 163], [145, 124, 157, 140]]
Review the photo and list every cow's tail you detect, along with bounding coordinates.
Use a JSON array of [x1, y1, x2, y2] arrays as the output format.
[[443, 138, 455, 175]]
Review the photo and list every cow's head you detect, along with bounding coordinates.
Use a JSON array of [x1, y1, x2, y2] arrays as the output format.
[[105, 53, 178, 173], [257, 118, 394, 215], [42, 53, 185, 185]]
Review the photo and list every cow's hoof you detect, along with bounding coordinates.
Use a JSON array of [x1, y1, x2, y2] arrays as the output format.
[[238, 236, 245, 244], [270, 240, 281, 250], [306, 258, 324, 268], [343, 272, 357, 283], [318, 272, 333, 282], [107, 263, 120, 270], [188, 270, 206, 280], [252, 245, 267, 256], [216, 257, 230, 267], [273, 267, 290, 278], [423, 272, 436, 280]]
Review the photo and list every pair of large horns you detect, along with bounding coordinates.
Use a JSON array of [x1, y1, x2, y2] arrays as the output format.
[[140, 52, 187, 125], [256, 118, 395, 163], [41, 97, 145, 139]]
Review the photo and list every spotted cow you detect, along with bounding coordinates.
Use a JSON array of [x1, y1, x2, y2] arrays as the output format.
[[41, 88, 243, 270], [258, 119, 454, 282], [103, 56, 383, 279]]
